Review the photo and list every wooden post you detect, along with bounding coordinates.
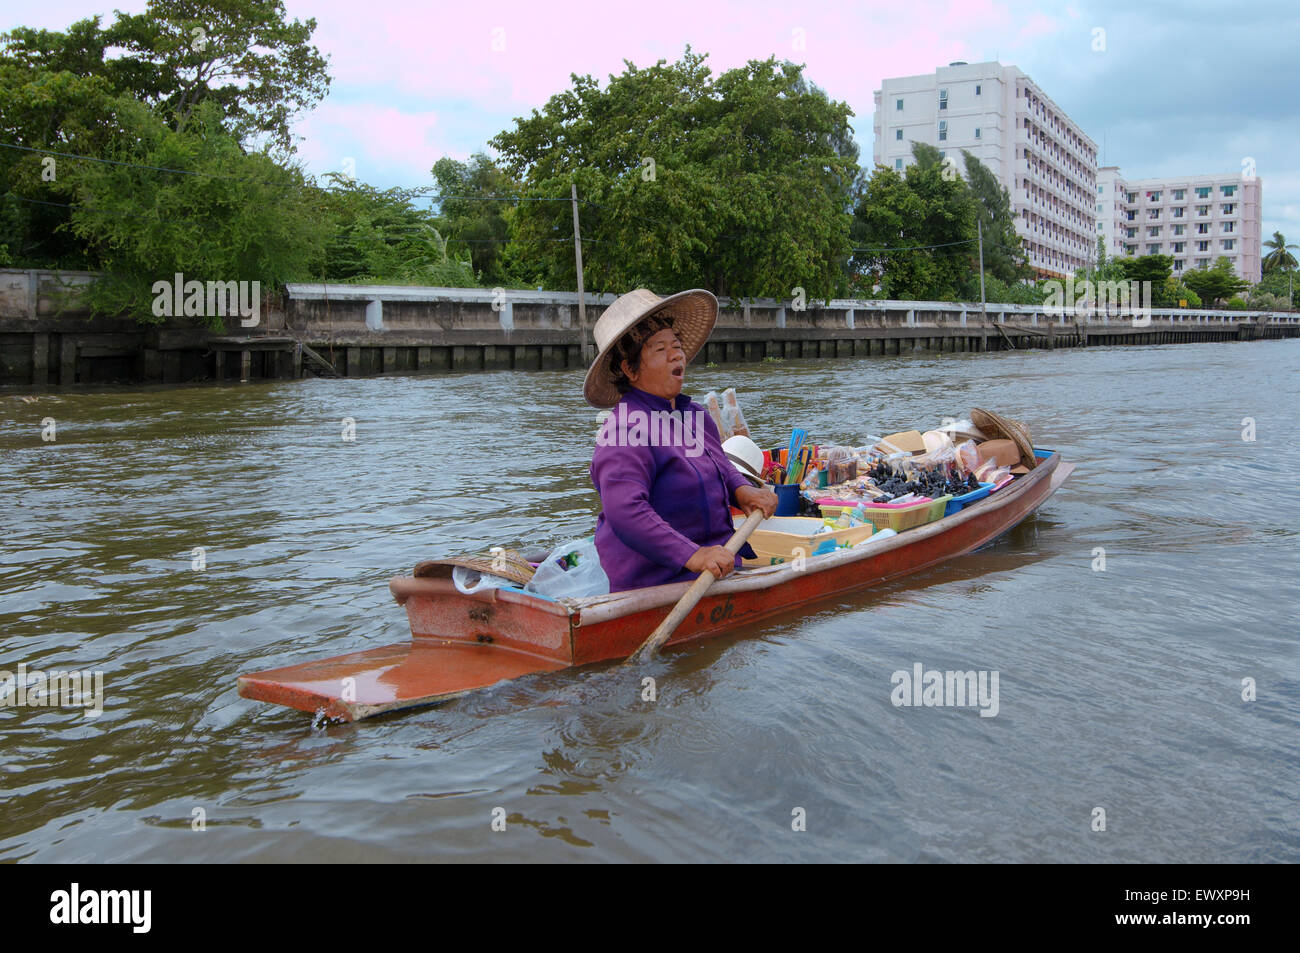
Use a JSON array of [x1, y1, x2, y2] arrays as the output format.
[[571, 183, 591, 362], [59, 335, 77, 385], [240, 349, 251, 382], [215, 349, 225, 380]]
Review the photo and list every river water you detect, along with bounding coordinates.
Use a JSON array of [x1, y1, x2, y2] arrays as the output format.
[[2, 339, 1297, 862]]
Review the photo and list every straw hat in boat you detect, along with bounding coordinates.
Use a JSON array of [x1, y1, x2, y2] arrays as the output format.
[[414, 549, 536, 584], [583, 288, 718, 409], [970, 408, 1037, 471]]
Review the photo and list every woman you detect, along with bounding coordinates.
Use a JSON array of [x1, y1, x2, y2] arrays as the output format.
[[585, 288, 777, 592]]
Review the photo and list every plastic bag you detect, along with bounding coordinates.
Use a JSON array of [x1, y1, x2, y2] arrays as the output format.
[[524, 537, 610, 599], [955, 439, 980, 474], [720, 388, 750, 438], [452, 566, 518, 595], [701, 391, 728, 440]]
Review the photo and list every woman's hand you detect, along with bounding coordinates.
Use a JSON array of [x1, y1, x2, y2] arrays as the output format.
[[734, 484, 778, 519], [685, 545, 736, 580]]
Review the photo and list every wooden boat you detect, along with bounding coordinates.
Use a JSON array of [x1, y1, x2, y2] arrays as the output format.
[[238, 450, 1075, 721]]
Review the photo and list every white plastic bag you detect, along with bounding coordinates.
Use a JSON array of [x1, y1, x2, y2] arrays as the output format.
[[524, 537, 610, 599], [452, 566, 517, 595]]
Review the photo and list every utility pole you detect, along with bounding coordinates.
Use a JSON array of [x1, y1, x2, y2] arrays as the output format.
[[978, 217, 988, 326], [571, 183, 591, 362]]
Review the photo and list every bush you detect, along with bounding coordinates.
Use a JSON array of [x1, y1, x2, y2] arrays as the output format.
[[1226, 297, 1247, 310], [1248, 292, 1291, 312]]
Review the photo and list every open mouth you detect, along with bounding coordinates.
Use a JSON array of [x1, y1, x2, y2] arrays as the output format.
[[671, 366, 684, 378]]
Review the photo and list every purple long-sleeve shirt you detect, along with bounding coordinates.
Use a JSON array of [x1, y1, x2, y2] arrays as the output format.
[[591, 387, 754, 592]]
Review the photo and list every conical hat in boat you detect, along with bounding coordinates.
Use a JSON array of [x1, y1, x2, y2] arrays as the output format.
[[970, 408, 1036, 471], [413, 550, 536, 585]]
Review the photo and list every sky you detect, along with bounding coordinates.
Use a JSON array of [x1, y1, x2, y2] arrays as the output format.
[[8, 0, 1298, 246]]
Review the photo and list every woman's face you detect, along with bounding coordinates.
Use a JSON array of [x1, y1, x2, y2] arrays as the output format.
[[622, 327, 686, 401]]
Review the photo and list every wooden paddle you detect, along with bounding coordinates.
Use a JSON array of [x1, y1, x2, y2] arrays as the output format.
[[626, 509, 767, 664]]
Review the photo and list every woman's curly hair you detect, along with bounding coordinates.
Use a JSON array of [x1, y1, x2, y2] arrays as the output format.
[[609, 313, 677, 394]]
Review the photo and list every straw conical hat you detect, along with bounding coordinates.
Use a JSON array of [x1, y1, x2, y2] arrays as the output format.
[[970, 408, 1037, 471], [583, 288, 718, 408], [413, 549, 536, 585]]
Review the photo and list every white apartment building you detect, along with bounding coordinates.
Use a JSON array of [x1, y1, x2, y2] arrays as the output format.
[[873, 61, 1099, 279], [1096, 168, 1261, 283]]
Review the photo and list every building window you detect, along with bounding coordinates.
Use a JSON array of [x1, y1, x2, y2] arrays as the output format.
[[1097, 185, 1104, 194], [1173, 225, 1185, 235], [938, 120, 947, 141], [895, 158, 903, 170], [1126, 228, 1137, 238], [1196, 223, 1209, 234], [939, 150, 946, 159], [1173, 242, 1185, 252], [1148, 209, 1159, 219], [1173, 189, 1185, 200], [1223, 222, 1234, 233], [1221, 184, 1236, 196], [975, 127, 981, 139], [1195, 186, 1211, 198], [1147, 226, 1161, 236], [1148, 244, 1161, 253], [1126, 245, 1138, 255], [1148, 191, 1162, 201], [896, 128, 903, 141], [1223, 239, 1235, 250], [1126, 211, 1136, 221], [1197, 241, 1209, 251], [1196, 258, 1210, 267], [1173, 260, 1184, 271], [939, 89, 948, 110], [1196, 205, 1209, 216], [1097, 203, 1103, 212], [1222, 203, 1235, 214], [1172, 207, 1184, 218], [1126, 192, 1137, 203], [975, 84, 981, 95], [896, 98, 903, 111]]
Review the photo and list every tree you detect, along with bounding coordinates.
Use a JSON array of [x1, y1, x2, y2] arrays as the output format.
[[61, 99, 327, 327], [2, 1, 330, 157], [851, 143, 976, 301], [491, 48, 857, 299], [1182, 257, 1249, 307], [316, 175, 453, 283], [1116, 254, 1175, 305], [431, 153, 521, 287], [1262, 231, 1298, 273], [962, 150, 1028, 283]]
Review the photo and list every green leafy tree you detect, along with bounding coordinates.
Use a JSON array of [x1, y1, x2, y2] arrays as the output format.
[[1262, 231, 1298, 273], [491, 48, 857, 299], [316, 175, 448, 282], [3, 1, 330, 156], [962, 150, 1028, 283], [1115, 254, 1175, 305], [1251, 267, 1296, 307], [61, 99, 327, 326], [431, 153, 521, 287], [1182, 256, 1249, 307], [851, 143, 975, 301]]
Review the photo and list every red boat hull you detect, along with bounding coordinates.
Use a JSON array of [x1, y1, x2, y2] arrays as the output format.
[[239, 453, 1074, 721]]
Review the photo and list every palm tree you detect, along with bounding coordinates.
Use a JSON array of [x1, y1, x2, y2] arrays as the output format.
[[1262, 231, 1298, 273]]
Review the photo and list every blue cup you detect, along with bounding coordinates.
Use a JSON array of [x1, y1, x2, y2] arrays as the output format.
[[772, 483, 801, 517]]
